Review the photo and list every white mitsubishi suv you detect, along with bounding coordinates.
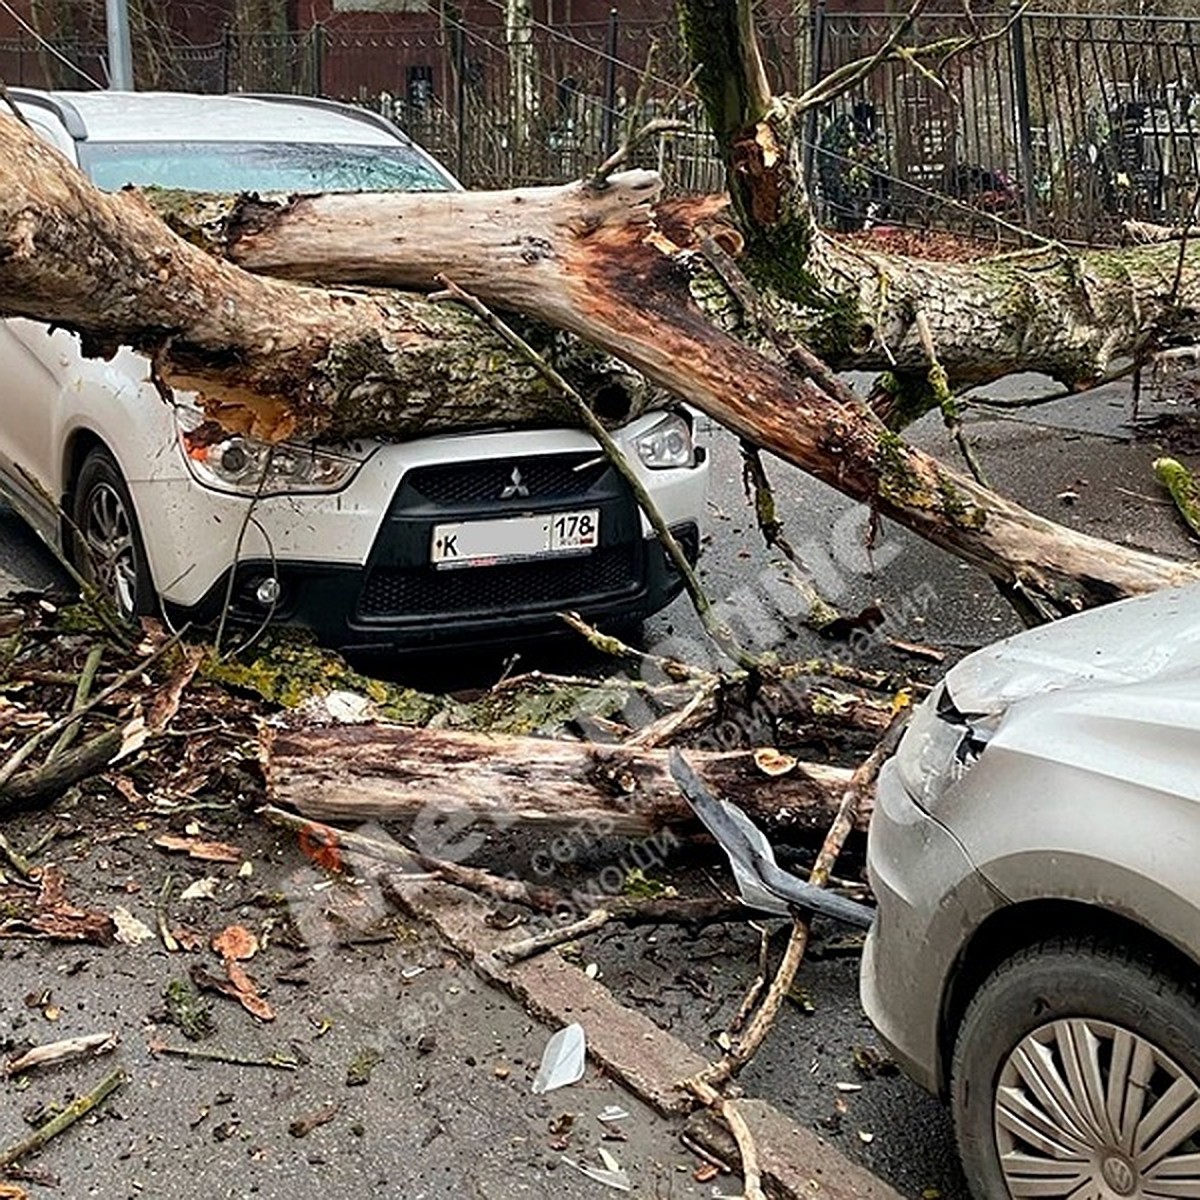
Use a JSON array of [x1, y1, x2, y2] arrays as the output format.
[[0, 89, 707, 651]]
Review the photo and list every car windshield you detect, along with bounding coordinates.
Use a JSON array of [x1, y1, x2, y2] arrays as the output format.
[[79, 140, 452, 193]]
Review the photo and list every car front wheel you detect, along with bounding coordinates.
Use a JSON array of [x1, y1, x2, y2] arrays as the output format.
[[72, 447, 155, 623], [952, 934, 1200, 1200]]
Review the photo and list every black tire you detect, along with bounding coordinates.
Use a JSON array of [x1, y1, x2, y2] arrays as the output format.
[[71, 447, 155, 623], [951, 934, 1200, 1200]]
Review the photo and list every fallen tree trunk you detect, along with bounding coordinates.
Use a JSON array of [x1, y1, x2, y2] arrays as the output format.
[[2, 113, 1197, 613], [149, 174, 1200, 613], [0, 116, 652, 442], [261, 723, 862, 837], [161, 173, 1200, 405]]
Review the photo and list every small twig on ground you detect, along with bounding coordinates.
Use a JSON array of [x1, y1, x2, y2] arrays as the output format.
[[728, 923, 772, 1036], [0, 830, 33, 880], [688, 1079, 767, 1200], [558, 611, 705, 683], [624, 674, 721, 750], [0, 1067, 126, 1170], [430, 275, 765, 673], [288, 1103, 339, 1138], [259, 806, 555, 909], [492, 908, 612, 964], [21, 823, 62, 861], [156, 875, 178, 953], [45, 645, 103, 764], [149, 1042, 299, 1071], [5, 1033, 117, 1077], [1114, 485, 1174, 507], [779, 656, 915, 694], [556, 611, 726, 747]]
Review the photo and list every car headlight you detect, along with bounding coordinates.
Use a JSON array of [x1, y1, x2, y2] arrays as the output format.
[[177, 413, 361, 496], [894, 683, 979, 810], [635, 412, 695, 469]]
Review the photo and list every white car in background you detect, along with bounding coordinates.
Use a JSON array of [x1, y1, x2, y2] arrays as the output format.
[[0, 89, 707, 651]]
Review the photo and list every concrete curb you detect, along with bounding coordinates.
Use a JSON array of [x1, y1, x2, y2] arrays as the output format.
[[390, 876, 904, 1200]]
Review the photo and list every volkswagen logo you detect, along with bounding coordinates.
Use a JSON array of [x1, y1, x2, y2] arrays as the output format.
[[500, 465, 530, 500], [1100, 1153, 1138, 1197]]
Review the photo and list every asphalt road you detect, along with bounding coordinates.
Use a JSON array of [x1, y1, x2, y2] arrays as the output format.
[[2, 374, 1197, 1197]]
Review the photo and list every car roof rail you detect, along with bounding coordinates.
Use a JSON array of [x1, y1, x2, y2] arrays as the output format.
[[7, 88, 88, 140], [239, 93, 415, 146]]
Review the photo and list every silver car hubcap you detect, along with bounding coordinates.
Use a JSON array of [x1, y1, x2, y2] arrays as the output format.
[[996, 1018, 1200, 1198], [83, 482, 138, 619]]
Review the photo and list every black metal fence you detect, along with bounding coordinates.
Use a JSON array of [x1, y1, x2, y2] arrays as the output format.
[[3, 8, 1200, 243], [807, 6, 1200, 244]]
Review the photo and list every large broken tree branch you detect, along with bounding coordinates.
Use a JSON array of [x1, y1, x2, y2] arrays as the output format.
[[2, 113, 1197, 615], [142, 176, 1198, 612], [0, 115, 651, 442], [261, 724, 861, 837]]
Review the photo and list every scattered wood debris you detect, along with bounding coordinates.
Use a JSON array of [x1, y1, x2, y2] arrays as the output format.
[[4, 1032, 118, 1077], [0, 865, 114, 944]]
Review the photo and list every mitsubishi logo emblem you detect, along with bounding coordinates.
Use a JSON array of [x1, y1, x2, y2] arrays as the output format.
[[499, 465, 530, 500]]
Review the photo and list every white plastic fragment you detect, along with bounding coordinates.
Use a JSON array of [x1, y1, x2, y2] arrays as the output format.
[[111, 906, 155, 945], [531, 1022, 586, 1095], [563, 1153, 632, 1192]]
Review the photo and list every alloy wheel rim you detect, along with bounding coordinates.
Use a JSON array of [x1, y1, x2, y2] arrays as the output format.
[[83, 482, 137, 620], [995, 1017, 1200, 1198]]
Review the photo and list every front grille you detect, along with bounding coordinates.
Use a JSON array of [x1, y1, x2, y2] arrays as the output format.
[[358, 547, 638, 619], [404, 454, 607, 506]]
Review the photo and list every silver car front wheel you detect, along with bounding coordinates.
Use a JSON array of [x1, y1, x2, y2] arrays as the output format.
[[71, 447, 154, 622], [953, 935, 1200, 1200], [996, 1018, 1200, 1197]]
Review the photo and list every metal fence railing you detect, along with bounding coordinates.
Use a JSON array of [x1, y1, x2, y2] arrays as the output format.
[[3, 9, 1199, 244], [807, 6, 1200, 244]]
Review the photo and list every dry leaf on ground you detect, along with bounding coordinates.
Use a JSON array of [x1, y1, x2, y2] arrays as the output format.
[[211, 924, 258, 962]]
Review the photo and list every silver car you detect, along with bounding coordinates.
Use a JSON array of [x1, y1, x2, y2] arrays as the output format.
[[861, 583, 1200, 1199]]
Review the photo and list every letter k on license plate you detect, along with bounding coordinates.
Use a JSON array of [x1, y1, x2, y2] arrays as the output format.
[[431, 509, 600, 568]]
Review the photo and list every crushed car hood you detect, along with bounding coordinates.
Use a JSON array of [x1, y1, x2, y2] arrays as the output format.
[[946, 583, 1200, 715]]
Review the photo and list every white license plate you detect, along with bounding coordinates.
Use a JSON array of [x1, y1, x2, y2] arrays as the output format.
[[431, 509, 600, 568]]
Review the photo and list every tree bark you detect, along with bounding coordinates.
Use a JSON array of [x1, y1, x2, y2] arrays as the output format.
[[677, 0, 1200, 405], [0, 114, 652, 443], [261, 723, 863, 837]]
